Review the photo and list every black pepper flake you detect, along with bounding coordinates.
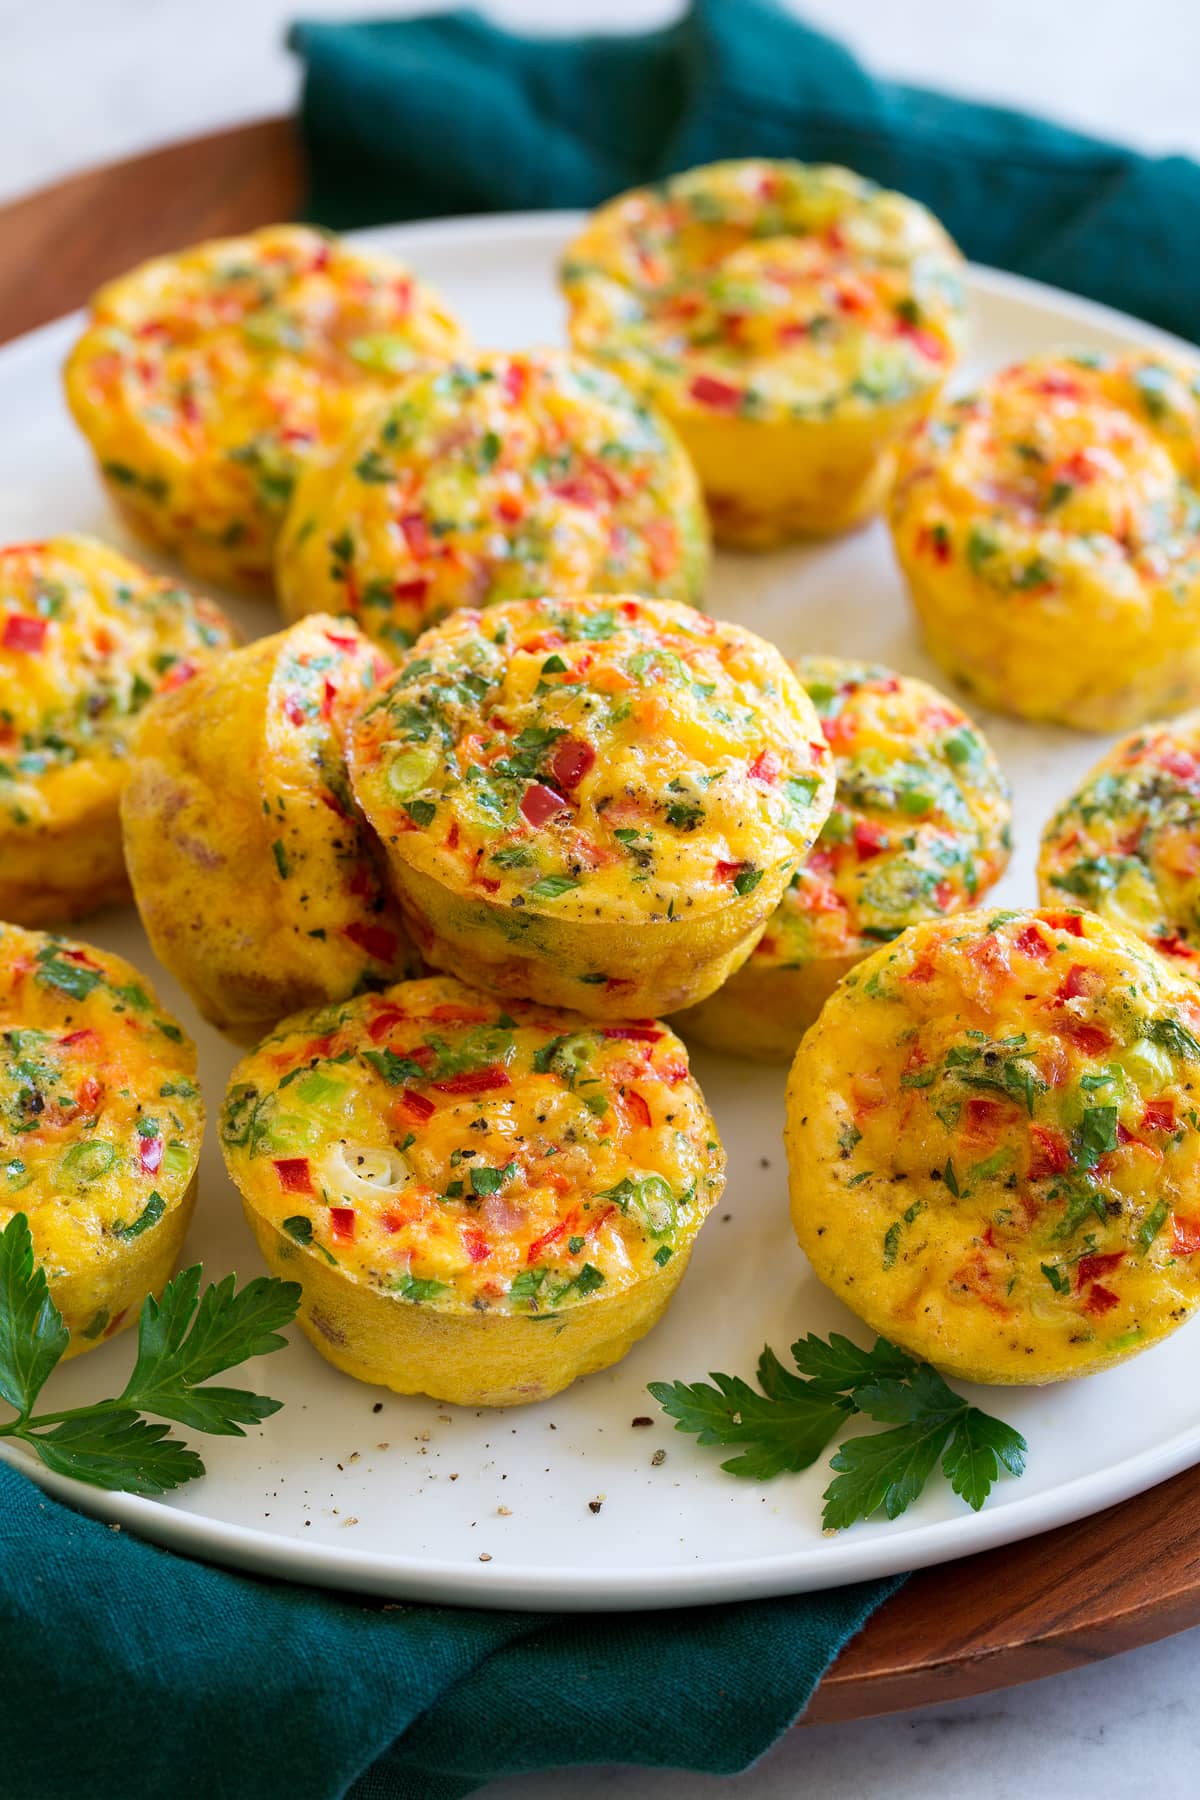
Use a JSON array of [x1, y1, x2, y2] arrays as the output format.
[[631, 1416, 653, 1428], [587, 1497, 603, 1514]]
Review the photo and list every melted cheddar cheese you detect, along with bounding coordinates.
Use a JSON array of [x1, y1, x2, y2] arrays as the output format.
[[891, 350, 1200, 731], [1039, 713, 1200, 982], [222, 976, 723, 1316], [680, 657, 1011, 1059], [787, 907, 1200, 1383], [0, 923, 203, 1352], [64, 225, 466, 592], [276, 350, 710, 651], [0, 534, 236, 924], [121, 615, 414, 1040]]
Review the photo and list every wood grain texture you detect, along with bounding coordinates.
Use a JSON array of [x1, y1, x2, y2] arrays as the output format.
[[2, 112, 1200, 1723], [0, 117, 302, 341]]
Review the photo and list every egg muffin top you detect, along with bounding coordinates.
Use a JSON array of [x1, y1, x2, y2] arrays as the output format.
[[787, 907, 1200, 1381], [561, 160, 966, 427], [1039, 714, 1200, 982], [891, 349, 1200, 608], [347, 593, 834, 927], [276, 349, 710, 652], [64, 225, 465, 587], [0, 535, 235, 836], [750, 656, 1011, 974], [0, 923, 203, 1291], [222, 975, 724, 1315]]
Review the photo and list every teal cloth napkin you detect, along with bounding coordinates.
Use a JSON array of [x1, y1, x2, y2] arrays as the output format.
[[0, 1459, 901, 1799], [292, 0, 1200, 344]]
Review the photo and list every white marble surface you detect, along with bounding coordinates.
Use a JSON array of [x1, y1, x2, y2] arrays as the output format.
[[5, 2, 1200, 1796]]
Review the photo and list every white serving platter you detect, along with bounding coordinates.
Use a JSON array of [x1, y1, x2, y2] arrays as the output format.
[[1, 211, 1198, 1611]]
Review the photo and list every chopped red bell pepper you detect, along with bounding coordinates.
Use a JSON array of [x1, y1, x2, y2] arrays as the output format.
[[526, 1219, 569, 1264], [1060, 1021, 1113, 1056], [623, 1089, 652, 1128], [399, 513, 431, 559], [1029, 1125, 1071, 1179], [1013, 922, 1052, 961], [273, 1157, 313, 1194], [2, 614, 47, 653], [1076, 1251, 1125, 1290], [138, 1136, 164, 1175], [1041, 911, 1085, 936], [431, 1066, 511, 1095], [1142, 1098, 1176, 1132], [399, 1087, 436, 1122], [520, 782, 569, 826], [602, 1025, 663, 1043], [329, 1207, 356, 1241], [688, 374, 742, 411], [853, 819, 888, 860], [748, 749, 780, 784], [550, 738, 595, 791]]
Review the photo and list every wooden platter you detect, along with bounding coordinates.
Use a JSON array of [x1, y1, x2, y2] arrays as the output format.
[[3, 114, 1200, 1725]]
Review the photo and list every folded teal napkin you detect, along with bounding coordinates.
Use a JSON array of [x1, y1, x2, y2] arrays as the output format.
[[1, 1459, 900, 1798], [292, 0, 1200, 344]]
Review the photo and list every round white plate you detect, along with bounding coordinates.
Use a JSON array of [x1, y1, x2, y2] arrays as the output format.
[[1, 211, 1198, 1612]]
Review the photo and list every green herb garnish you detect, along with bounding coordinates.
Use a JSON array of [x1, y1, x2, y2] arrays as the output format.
[[650, 1331, 1026, 1525], [0, 1215, 298, 1495]]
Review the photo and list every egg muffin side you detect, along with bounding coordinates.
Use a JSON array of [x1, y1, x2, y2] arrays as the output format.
[[0, 535, 237, 926], [347, 594, 835, 1018], [221, 975, 725, 1405], [560, 159, 966, 547], [787, 906, 1200, 1384], [121, 614, 415, 1042], [276, 349, 710, 652], [64, 225, 467, 593], [890, 349, 1200, 731], [679, 657, 1012, 1059], [1039, 713, 1200, 983], [0, 923, 203, 1356]]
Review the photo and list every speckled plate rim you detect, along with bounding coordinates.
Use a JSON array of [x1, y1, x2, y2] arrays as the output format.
[[1, 210, 1199, 1612]]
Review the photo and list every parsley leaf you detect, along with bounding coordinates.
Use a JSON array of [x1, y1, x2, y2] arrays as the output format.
[[0, 1212, 69, 1418], [651, 1328, 1026, 1527], [118, 1266, 299, 1435], [647, 1368, 847, 1480], [0, 1216, 300, 1492], [25, 1411, 205, 1496]]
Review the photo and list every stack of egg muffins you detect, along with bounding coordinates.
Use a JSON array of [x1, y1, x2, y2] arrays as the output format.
[[7, 157, 1200, 1419]]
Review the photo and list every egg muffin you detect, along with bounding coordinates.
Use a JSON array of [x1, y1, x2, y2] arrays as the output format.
[[64, 225, 466, 593], [347, 594, 834, 1018], [787, 906, 1200, 1384], [221, 975, 724, 1406], [0, 534, 236, 927], [1039, 714, 1200, 982], [891, 350, 1200, 731], [276, 349, 709, 653], [680, 657, 1012, 1059], [0, 923, 203, 1356], [560, 159, 966, 546], [121, 615, 414, 1041]]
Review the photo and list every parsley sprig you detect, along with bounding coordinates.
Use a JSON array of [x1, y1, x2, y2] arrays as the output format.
[[0, 1214, 300, 1495], [649, 1332, 1026, 1528]]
